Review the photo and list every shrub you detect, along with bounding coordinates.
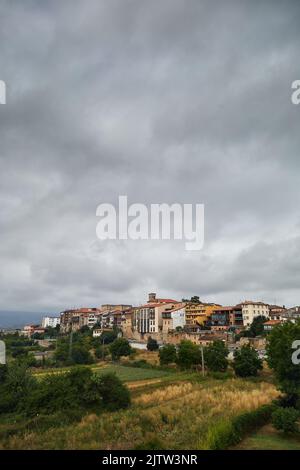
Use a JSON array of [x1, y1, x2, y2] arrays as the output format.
[[233, 345, 263, 377], [147, 337, 159, 351], [93, 373, 131, 411], [271, 407, 300, 434], [159, 344, 177, 365]]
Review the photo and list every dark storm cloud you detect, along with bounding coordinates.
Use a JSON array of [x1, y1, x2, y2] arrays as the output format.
[[0, 0, 300, 313]]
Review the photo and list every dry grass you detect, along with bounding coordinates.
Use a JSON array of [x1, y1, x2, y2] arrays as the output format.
[[1, 377, 280, 450]]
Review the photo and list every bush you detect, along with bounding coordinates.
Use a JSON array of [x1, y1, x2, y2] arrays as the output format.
[[93, 373, 131, 411], [233, 345, 263, 377], [147, 337, 159, 351], [159, 344, 177, 365], [110, 338, 132, 360], [272, 407, 299, 434]]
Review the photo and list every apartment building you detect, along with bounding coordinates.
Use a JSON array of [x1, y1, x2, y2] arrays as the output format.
[[185, 302, 221, 326], [268, 304, 286, 320], [133, 293, 180, 334], [162, 303, 186, 333], [21, 325, 46, 337], [42, 316, 60, 329], [60, 307, 101, 333], [281, 306, 300, 323], [210, 306, 232, 329], [240, 301, 269, 327]]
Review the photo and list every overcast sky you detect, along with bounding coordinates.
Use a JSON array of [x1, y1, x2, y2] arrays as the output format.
[[0, 0, 300, 314]]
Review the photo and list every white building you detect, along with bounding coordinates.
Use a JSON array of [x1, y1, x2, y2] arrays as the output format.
[[42, 316, 61, 329], [240, 301, 269, 327], [162, 304, 186, 333]]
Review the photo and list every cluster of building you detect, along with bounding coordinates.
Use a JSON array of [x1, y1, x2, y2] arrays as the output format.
[[20, 294, 300, 348]]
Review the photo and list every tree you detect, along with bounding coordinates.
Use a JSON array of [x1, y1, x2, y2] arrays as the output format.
[[110, 338, 132, 360], [176, 340, 201, 369], [93, 372, 131, 410], [267, 321, 300, 397], [0, 364, 8, 384], [247, 315, 268, 337], [71, 344, 93, 364], [159, 344, 177, 365], [147, 337, 159, 351], [272, 407, 299, 434], [100, 330, 118, 345], [182, 296, 200, 303], [233, 344, 263, 377], [95, 344, 109, 360], [204, 340, 228, 372], [0, 363, 38, 413]]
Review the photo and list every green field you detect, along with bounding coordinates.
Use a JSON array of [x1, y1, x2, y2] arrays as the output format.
[[234, 424, 300, 450], [32, 363, 173, 382], [94, 364, 172, 381]]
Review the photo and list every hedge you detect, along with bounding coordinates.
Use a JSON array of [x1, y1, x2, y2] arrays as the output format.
[[202, 403, 276, 449]]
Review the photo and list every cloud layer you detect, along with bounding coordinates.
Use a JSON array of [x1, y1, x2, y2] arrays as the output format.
[[0, 0, 300, 312]]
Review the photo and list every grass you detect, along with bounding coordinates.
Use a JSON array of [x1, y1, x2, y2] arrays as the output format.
[[33, 363, 173, 381], [234, 424, 300, 450], [0, 376, 280, 450]]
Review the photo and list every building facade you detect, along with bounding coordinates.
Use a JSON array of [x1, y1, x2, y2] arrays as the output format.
[[240, 301, 269, 327], [42, 316, 60, 329]]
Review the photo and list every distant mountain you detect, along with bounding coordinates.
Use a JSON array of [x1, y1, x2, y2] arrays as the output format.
[[0, 311, 46, 329]]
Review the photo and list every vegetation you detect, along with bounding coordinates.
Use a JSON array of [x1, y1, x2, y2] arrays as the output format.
[[147, 337, 159, 351], [204, 403, 276, 449], [204, 340, 228, 372], [159, 344, 177, 365], [234, 424, 300, 450], [0, 377, 279, 449], [0, 363, 130, 418], [176, 340, 201, 369], [271, 407, 300, 434], [110, 338, 132, 360], [233, 345, 263, 377], [238, 316, 268, 338], [267, 321, 300, 398]]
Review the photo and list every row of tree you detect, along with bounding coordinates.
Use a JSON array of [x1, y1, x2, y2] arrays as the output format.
[[158, 339, 263, 377]]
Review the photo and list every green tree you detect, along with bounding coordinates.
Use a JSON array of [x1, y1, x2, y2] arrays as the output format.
[[0, 363, 38, 413], [176, 340, 201, 369], [204, 340, 228, 372], [267, 321, 300, 397], [147, 337, 159, 351], [100, 330, 118, 345], [110, 338, 132, 360], [95, 344, 109, 360], [0, 364, 8, 384], [247, 315, 268, 337], [159, 344, 177, 365], [233, 344, 263, 377], [71, 344, 93, 364]]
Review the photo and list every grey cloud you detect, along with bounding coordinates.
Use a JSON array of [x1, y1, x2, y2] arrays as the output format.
[[0, 0, 300, 315]]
